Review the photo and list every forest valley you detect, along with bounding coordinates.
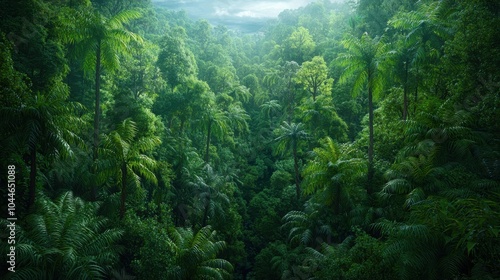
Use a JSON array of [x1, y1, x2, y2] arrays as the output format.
[[1, 0, 499, 279]]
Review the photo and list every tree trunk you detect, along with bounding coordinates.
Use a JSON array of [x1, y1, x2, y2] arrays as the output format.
[[335, 184, 341, 215], [205, 120, 212, 163], [367, 82, 374, 194], [293, 145, 301, 199], [179, 118, 185, 135], [413, 63, 419, 115], [93, 40, 101, 162], [28, 148, 36, 208], [202, 196, 210, 227], [91, 40, 101, 201], [403, 59, 409, 121], [120, 164, 127, 219]]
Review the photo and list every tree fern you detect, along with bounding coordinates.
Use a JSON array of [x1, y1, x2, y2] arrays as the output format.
[[99, 119, 160, 218], [302, 137, 366, 214], [2, 192, 122, 279], [337, 32, 391, 192], [166, 225, 233, 280], [274, 121, 309, 199]]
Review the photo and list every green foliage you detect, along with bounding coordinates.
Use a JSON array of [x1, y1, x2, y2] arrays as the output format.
[[123, 211, 175, 280], [190, 164, 231, 227], [282, 202, 332, 248], [252, 242, 285, 280], [274, 121, 310, 199], [157, 27, 198, 89], [337, 33, 389, 100], [284, 26, 316, 64], [166, 225, 233, 280], [302, 137, 366, 213], [316, 230, 397, 280], [274, 122, 309, 157], [295, 56, 333, 101], [1, 192, 123, 279], [2, 0, 500, 279], [0, 33, 30, 107], [99, 119, 160, 218], [58, 7, 143, 77], [248, 188, 284, 244], [1, 77, 83, 207]]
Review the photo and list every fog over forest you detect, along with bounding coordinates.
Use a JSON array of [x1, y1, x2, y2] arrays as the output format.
[[153, 0, 330, 32]]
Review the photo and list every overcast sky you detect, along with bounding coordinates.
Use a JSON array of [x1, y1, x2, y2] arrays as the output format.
[[153, 0, 319, 32]]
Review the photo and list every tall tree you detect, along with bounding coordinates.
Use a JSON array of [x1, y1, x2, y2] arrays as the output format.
[[302, 137, 365, 214], [59, 7, 142, 162], [100, 119, 159, 218], [202, 103, 230, 163], [278, 61, 300, 122], [190, 164, 231, 227], [295, 56, 334, 102], [337, 32, 389, 193], [157, 27, 198, 90], [274, 121, 309, 199], [388, 2, 448, 105], [284, 26, 316, 64], [1, 83, 81, 208], [260, 100, 282, 129]]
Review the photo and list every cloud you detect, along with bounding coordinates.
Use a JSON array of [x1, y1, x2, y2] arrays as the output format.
[[214, 7, 230, 16], [154, 0, 315, 18], [214, 1, 313, 18], [152, 0, 318, 32], [235, 11, 259, 18]]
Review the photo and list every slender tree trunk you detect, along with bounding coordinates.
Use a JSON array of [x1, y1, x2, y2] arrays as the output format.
[[179, 118, 185, 135], [93, 40, 101, 162], [403, 60, 409, 121], [91, 40, 101, 201], [287, 77, 295, 123], [367, 83, 374, 194], [120, 164, 127, 219], [269, 113, 273, 130], [335, 184, 341, 215], [205, 120, 212, 163], [202, 196, 210, 227], [28, 148, 36, 208], [413, 63, 419, 115], [293, 145, 301, 199]]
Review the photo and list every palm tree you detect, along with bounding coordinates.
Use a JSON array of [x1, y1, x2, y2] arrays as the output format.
[[226, 103, 250, 136], [281, 61, 300, 122], [390, 35, 414, 121], [59, 8, 142, 162], [381, 99, 477, 208], [260, 100, 282, 128], [100, 119, 159, 218], [228, 84, 252, 104], [302, 137, 366, 214], [274, 121, 309, 199], [1, 84, 82, 208], [190, 164, 230, 227], [388, 2, 448, 107], [261, 69, 280, 103], [2, 191, 123, 279], [337, 32, 389, 193], [375, 200, 473, 280], [282, 203, 332, 247], [166, 225, 233, 280], [203, 104, 230, 163], [298, 95, 348, 141]]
